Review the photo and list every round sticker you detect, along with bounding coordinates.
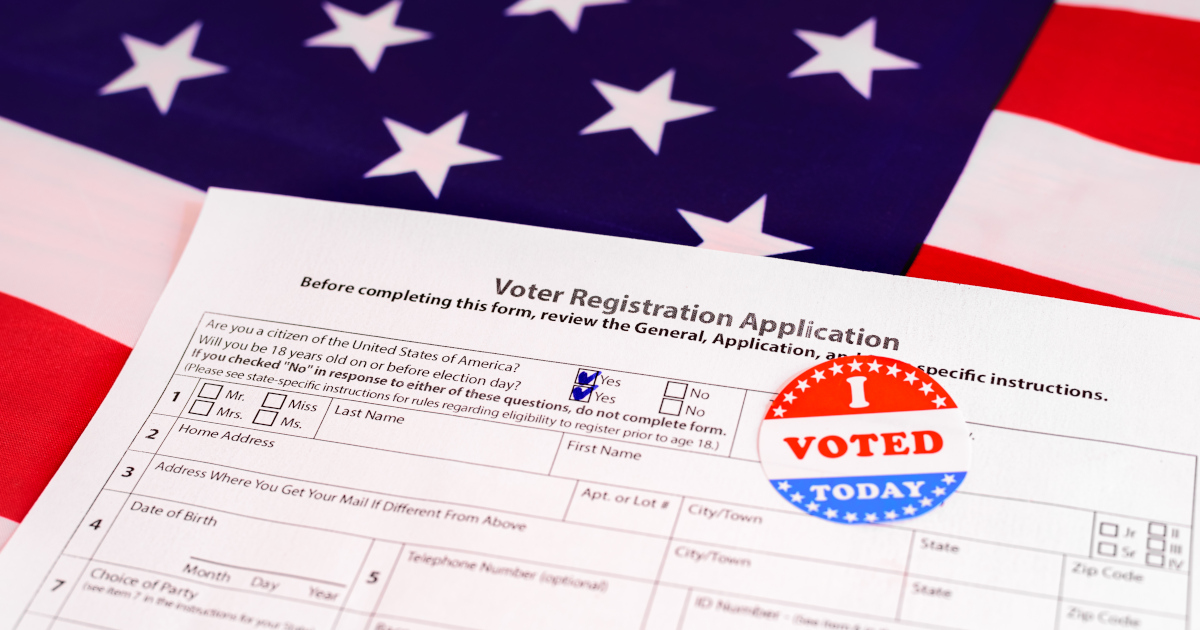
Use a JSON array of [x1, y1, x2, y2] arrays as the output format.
[[758, 356, 969, 524]]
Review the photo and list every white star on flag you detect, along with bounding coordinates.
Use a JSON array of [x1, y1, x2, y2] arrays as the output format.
[[99, 21, 227, 115], [305, 1, 431, 72], [867, 360, 882, 372], [782, 392, 796, 404], [942, 474, 957, 485], [777, 481, 791, 491], [932, 395, 947, 408], [505, 0, 626, 33], [365, 112, 500, 198], [847, 359, 863, 372], [772, 405, 786, 417], [678, 195, 811, 257], [581, 69, 714, 155], [790, 17, 919, 99]]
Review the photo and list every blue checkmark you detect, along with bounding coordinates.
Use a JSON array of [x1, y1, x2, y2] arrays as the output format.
[[572, 386, 595, 400], [577, 370, 601, 385]]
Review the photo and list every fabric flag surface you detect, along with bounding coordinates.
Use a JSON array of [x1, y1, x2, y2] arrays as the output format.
[[0, 0, 1195, 546], [910, 0, 1200, 317]]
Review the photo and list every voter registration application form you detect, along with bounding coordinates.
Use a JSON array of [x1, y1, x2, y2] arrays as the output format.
[[3, 189, 1199, 630]]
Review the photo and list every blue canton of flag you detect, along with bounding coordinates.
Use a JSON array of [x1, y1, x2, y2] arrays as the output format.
[[0, 0, 1048, 273]]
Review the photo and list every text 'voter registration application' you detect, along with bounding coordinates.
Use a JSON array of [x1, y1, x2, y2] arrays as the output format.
[[3, 189, 1200, 630]]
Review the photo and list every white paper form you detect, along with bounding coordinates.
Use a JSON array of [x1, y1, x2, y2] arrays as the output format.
[[2, 188, 1199, 630]]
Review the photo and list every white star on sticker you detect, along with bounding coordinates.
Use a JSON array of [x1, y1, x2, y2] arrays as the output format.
[[844, 512, 858, 522], [305, 1, 430, 72], [777, 481, 791, 491], [867, 360, 882, 372], [99, 21, 227, 115], [886, 364, 901, 377], [795, 379, 810, 392], [829, 363, 844, 375], [811, 370, 825, 382], [678, 195, 811, 257], [365, 112, 500, 198], [902, 504, 917, 515], [790, 492, 804, 503], [782, 392, 796, 404], [865, 513, 878, 523], [824, 508, 838, 519], [884, 510, 898, 520], [903, 371, 919, 384], [932, 487, 946, 496], [919, 497, 933, 507], [806, 502, 820, 512], [847, 359, 863, 372], [581, 69, 714, 155], [790, 17, 919, 99], [505, 0, 626, 33], [772, 405, 786, 417], [932, 395, 947, 408], [918, 382, 934, 395], [942, 474, 957, 485]]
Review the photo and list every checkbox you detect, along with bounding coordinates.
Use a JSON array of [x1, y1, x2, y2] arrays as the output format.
[[1148, 538, 1166, 551], [1149, 522, 1167, 537], [1099, 522, 1118, 537], [262, 393, 287, 409], [575, 369, 602, 386], [253, 410, 278, 426], [1097, 542, 1117, 556], [664, 382, 687, 399], [568, 385, 594, 403], [198, 383, 223, 399], [660, 398, 683, 416], [1146, 553, 1165, 567], [189, 400, 214, 416]]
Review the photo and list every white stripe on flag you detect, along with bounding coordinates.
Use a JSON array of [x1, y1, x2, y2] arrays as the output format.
[[927, 110, 1200, 317], [1057, 0, 1200, 22], [0, 517, 16, 550], [0, 117, 204, 346]]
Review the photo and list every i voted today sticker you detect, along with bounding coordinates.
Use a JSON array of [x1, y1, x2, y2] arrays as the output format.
[[758, 356, 969, 524]]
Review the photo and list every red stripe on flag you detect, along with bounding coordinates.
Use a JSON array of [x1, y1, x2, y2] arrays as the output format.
[[998, 5, 1200, 164], [907, 246, 1195, 319], [0, 292, 130, 522]]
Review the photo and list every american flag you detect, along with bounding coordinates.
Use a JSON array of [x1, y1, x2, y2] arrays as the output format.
[[0, 0, 1196, 544]]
